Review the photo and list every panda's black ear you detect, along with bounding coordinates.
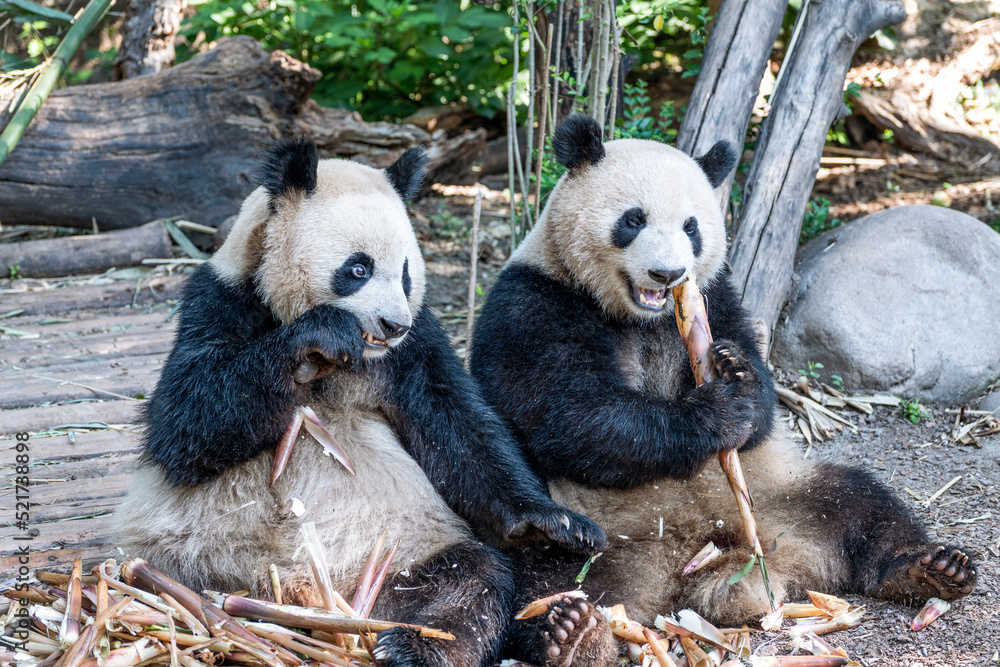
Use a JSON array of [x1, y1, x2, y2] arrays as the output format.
[[258, 137, 318, 202], [385, 147, 428, 202], [694, 140, 737, 189], [553, 114, 605, 172]]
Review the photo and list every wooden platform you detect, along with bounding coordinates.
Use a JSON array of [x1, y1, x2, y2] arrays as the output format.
[[0, 271, 186, 574]]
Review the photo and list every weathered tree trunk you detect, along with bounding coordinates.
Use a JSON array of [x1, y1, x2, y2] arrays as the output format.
[[852, 17, 1000, 165], [0, 37, 463, 231], [0, 221, 170, 278], [112, 0, 187, 80], [727, 0, 906, 351], [675, 0, 786, 212]]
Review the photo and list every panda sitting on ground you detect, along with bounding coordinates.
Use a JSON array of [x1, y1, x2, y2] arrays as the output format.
[[469, 115, 977, 666], [116, 138, 606, 667]]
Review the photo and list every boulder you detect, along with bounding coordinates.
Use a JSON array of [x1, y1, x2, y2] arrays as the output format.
[[771, 205, 1000, 403]]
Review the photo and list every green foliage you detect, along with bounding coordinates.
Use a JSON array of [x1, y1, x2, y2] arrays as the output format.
[[8, 264, 22, 280], [830, 374, 844, 392], [726, 554, 756, 585], [475, 284, 486, 301], [899, 398, 928, 425], [430, 200, 469, 241], [798, 361, 823, 381], [988, 217, 1000, 233], [615, 79, 678, 142], [616, 0, 711, 80], [800, 198, 841, 244], [178, 0, 512, 119]]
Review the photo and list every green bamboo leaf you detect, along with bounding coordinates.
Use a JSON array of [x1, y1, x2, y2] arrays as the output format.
[[575, 552, 599, 584], [726, 554, 756, 586], [0, 0, 74, 24]]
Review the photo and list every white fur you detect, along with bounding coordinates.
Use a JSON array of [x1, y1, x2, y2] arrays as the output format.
[[117, 157, 463, 600], [513, 138, 727, 322], [214, 159, 426, 355]]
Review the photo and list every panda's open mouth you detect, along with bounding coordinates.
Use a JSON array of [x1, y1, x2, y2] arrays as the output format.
[[362, 331, 388, 348], [631, 283, 668, 311]]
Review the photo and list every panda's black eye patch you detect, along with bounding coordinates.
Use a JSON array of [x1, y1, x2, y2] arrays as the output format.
[[333, 252, 374, 297], [612, 207, 647, 249], [402, 258, 411, 298], [684, 216, 702, 257]]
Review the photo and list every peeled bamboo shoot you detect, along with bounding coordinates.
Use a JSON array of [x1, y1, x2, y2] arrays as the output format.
[[672, 280, 765, 560]]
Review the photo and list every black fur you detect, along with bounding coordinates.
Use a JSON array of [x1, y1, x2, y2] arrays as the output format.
[[258, 137, 318, 204], [469, 264, 775, 488], [611, 207, 646, 249], [694, 140, 737, 188], [371, 542, 514, 667], [385, 305, 607, 552], [144, 265, 606, 552], [553, 114, 605, 171], [683, 216, 702, 257], [141, 264, 364, 485], [402, 258, 411, 298], [332, 251, 374, 297], [385, 147, 428, 202]]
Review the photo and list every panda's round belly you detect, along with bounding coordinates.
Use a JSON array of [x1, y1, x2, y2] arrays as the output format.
[[116, 408, 469, 595], [548, 424, 814, 541], [275, 407, 471, 586]]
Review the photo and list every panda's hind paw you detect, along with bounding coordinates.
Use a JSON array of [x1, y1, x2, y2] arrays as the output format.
[[907, 545, 977, 600], [536, 598, 616, 667]]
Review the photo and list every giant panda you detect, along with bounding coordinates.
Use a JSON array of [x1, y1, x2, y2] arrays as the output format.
[[115, 138, 606, 667], [469, 115, 977, 666]]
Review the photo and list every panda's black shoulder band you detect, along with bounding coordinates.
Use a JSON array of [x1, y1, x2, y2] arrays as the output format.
[[258, 137, 318, 202], [553, 114, 605, 171], [694, 140, 737, 189], [385, 147, 428, 202]]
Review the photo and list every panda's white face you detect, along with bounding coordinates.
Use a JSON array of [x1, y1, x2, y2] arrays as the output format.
[[214, 148, 426, 360], [518, 137, 729, 322]]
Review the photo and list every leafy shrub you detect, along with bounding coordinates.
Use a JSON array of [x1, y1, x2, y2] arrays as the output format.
[[800, 197, 841, 244], [178, 0, 512, 119]]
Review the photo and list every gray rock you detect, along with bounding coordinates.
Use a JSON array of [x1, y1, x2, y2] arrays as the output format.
[[772, 205, 1000, 403], [979, 392, 1000, 414]]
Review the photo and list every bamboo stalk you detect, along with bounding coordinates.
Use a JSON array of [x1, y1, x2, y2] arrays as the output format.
[[206, 594, 454, 640], [465, 186, 483, 369], [0, 0, 113, 167], [672, 279, 773, 607], [59, 557, 82, 648], [533, 25, 553, 226]]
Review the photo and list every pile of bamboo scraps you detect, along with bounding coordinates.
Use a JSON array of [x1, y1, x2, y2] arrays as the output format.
[[1, 534, 448, 667], [948, 407, 1000, 447], [508, 589, 880, 667], [775, 377, 907, 454]]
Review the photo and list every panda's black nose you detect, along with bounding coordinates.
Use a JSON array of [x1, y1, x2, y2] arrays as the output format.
[[648, 268, 685, 285], [380, 317, 410, 339]]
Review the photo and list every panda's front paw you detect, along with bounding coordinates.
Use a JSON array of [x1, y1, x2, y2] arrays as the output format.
[[372, 627, 446, 667], [504, 504, 607, 554], [286, 305, 366, 378], [707, 339, 759, 395]]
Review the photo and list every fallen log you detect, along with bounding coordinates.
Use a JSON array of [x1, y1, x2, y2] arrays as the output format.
[[0, 37, 480, 231], [851, 18, 1000, 165], [0, 220, 171, 278]]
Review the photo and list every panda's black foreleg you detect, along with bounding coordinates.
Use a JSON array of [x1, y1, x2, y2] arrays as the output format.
[[142, 265, 365, 485], [370, 542, 514, 667], [800, 464, 977, 603]]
